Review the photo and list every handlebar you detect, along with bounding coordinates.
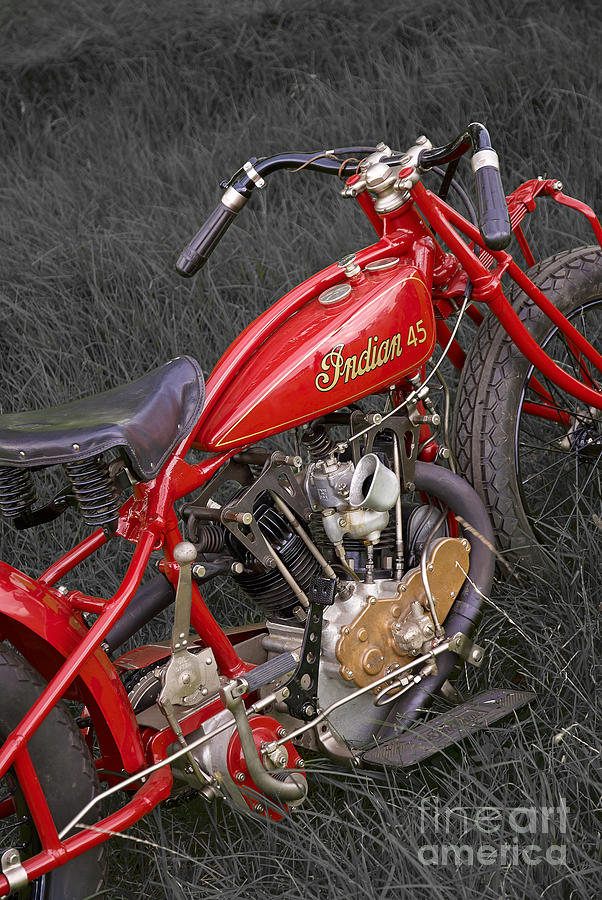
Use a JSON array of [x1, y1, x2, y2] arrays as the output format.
[[175, 147, 378, 277], [175, 124, 511, 277], [418, 123, 511, 251]]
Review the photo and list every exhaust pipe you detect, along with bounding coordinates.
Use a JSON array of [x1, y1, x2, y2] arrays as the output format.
[[378, 461, 495, 739]]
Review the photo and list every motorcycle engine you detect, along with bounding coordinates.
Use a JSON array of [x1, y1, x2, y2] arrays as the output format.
[[187, 423, 466, 752]]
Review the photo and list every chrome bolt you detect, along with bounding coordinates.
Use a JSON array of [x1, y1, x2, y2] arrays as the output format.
[[338, 253, 361, 278], [296, 757, 305, 768], [235, 771, 246, 783], [428, 564, 434, 573], [553, 180, 563, 191], [277, 727, 287, 739], [254, 803, 265, 813]]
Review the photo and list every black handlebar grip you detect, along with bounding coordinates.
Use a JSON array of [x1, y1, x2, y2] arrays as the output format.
[[176, 201, 238, 277], [471, 150, 511, 251]]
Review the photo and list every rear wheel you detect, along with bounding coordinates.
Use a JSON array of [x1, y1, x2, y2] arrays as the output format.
[[452, 245, 602, 563], [0, 645, 106, 899]]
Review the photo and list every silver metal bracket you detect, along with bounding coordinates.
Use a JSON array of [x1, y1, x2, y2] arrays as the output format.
[[448, 632, 485, 667], [243, 160, 265, 188], [157, 542, 221, 793], [158, 542, 221, 710], [349, 410, 420, 491], [1, 848, 28, 893], [216, 454, 312, 612]]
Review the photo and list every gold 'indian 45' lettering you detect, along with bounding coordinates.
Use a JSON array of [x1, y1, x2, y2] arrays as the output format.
[[315, 332, 404, 392]]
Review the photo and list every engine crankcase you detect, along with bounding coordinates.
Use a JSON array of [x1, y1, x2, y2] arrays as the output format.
[[335, 536, 470, 689]]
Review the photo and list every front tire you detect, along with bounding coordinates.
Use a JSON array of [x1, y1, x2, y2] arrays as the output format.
[[452, 245, 602, 563], [0, 645, 106, 899]]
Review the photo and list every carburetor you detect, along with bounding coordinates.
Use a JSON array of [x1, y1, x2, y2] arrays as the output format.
[[305, 451, 400, 545]]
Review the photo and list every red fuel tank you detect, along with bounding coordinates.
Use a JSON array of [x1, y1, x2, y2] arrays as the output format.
[[197, 262, 436, 451]]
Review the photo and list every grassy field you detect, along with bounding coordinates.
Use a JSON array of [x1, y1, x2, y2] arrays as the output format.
[[0, 0, 600, 898]]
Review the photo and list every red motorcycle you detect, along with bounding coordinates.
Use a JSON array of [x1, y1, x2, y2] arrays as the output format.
[[0, 122, 600, 897]]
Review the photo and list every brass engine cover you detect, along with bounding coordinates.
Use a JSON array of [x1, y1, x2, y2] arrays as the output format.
[[335, 537, 470, 688]]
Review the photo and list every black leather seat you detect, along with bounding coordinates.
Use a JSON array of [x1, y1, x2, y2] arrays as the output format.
[[0, 357, 204, 481]]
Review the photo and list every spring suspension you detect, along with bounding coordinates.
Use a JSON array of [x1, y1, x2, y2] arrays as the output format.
[[0, 467, 36, 518], [64, 456, 121, 529], [193, 522, 225, 554], [302, 424, 334, 460]]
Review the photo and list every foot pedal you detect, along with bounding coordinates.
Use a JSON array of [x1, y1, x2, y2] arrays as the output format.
[[362, 688, 536, 768]]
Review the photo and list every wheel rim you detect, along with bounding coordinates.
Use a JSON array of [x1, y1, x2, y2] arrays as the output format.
[[0, 771, 47, 899], [515, 298, 602, 549]]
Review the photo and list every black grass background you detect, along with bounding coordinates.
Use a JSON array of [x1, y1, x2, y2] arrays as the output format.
[[0, 1, 601, 898]]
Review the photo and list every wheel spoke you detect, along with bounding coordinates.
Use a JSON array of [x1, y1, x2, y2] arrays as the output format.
[[516, 296, 601, 543]]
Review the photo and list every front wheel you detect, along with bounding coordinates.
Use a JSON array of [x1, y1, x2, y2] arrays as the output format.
[[0, 645, 106, 899], [452, 245, 602, 563]]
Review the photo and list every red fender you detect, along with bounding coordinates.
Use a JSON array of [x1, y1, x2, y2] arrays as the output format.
[[0, 562, 145, 774]]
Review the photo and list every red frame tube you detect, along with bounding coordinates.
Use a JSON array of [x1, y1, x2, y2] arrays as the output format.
[[0, 768, 172, 895], [411, 182, 602, 409], [38, 529, 107, 587]]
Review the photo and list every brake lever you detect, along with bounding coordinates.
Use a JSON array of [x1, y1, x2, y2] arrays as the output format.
[[219, 156, 266, 190]]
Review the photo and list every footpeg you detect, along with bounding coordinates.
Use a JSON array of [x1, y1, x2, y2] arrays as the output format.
[[362, 688, 536, 768]]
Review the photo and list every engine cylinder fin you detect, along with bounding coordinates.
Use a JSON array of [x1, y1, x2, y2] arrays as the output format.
[[228, 494, 320, 618]]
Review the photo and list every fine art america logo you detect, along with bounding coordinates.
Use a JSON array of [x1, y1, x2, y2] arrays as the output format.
[[418, 797, 569, 867], [315, 333, 403, 392]]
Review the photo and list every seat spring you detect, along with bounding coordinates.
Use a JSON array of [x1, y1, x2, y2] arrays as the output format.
[[64, 456, 121, 528], [0, 467, 36, 518]]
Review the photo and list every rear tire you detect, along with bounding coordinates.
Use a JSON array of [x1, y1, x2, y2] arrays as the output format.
[[0, 645, 106, 899], [452, 245, 602, 563]]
